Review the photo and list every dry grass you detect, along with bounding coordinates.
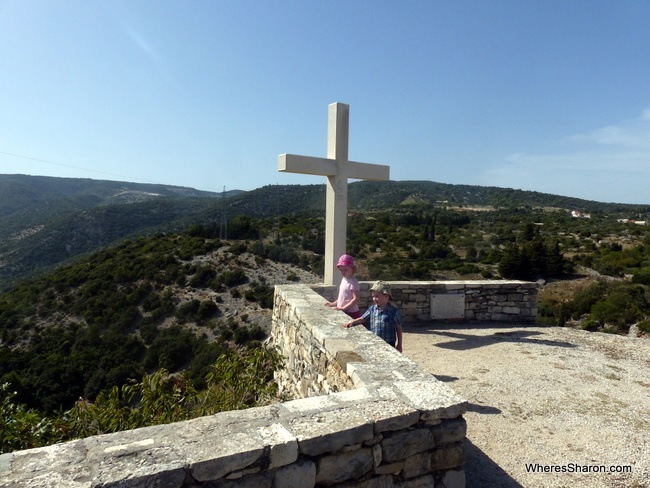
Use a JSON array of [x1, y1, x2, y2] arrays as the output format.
[[537, 276, 600, 305]]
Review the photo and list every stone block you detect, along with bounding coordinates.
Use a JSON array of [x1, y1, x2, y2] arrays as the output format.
[[373, 443, 383, 466], [358, 401, 420, 433], [430, 418, 467, 445], [315, 447, 374, 485], [402, 451, 432, 479], [374, 460, 405, 475], [364, 434, 384, 447], [440, 469, 466, 488], [189, 442, 264, 482], [273, 460, 316, 488], [225, 466, 262, 479], [338, 474, 396, 488], [381, 429, 435, 462], [393, 381, 468, 421], [395, 474, 435, 487], [288, 407, 374, 456], [261, 424, 298, 469], [431, 442, 464, 471]]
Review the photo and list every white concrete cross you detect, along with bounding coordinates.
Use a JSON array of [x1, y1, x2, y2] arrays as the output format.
[[278, 102, 390, 285]]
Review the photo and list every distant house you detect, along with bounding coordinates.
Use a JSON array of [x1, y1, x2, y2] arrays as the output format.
[[571, 210, 591, 219], [616, 219, 647, 225]]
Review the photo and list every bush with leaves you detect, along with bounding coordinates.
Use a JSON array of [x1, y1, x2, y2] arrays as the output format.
[[219, 268, 247, 287], [198, 345, 283, 412], [589, 284, 647, 331], [144, 326, 196, 371], [2, 344, 283, 453], [538, 279, 649, 331], [0, 383, 65, 453], [68, 370, 198, 438], [244, 281, 274, 309], [632, 270, 650, 285]]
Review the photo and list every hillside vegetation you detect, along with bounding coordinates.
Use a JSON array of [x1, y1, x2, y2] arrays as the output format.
[[0, 224, 320, 452], [2, 174, 649, 290]]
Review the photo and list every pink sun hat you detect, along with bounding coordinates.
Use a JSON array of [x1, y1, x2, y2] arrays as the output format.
[[336, 254, 356, 268]]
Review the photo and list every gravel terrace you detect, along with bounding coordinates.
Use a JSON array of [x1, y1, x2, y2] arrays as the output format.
[[402, 323, 650, 488]]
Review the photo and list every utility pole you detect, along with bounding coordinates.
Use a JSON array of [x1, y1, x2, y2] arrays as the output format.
[[220, 186, 228, 240]]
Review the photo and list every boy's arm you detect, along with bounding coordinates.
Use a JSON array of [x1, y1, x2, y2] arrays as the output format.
[[342, 316, 365, 328], [395, 322, 403, 352]]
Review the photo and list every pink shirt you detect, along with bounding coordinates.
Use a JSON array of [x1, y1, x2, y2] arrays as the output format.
[[337, 276, 360, 313]]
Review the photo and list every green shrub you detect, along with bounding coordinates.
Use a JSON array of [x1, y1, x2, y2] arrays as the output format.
[[637, 320, 650, 334], [228, 242, 248, 255], [456, 264, 480, 275], [631, 270, 650, 286], [480, 269, 494, 279], [245, 282, 274, 309], [591, 285, 647, 326], [197, 301, 219, 321], [0, 383, 64, 453], [189, 267, 217, 288], [568, 281, 607, 319], [144, 327, 195, 371], [176, 299, 201, 323], [220, 268, 247, 287], [579, 316, 601, 331]]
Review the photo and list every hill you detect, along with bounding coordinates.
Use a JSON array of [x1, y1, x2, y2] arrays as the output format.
[[2, 174, 649, 290], [0, 175, 242, 290], [0, 230, 320, 414]]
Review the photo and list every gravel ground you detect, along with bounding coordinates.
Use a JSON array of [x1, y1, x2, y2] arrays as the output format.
[[402, 323, 650, 488]]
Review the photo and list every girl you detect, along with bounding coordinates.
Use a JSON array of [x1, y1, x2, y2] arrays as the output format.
[[325, 254, 361, 319]]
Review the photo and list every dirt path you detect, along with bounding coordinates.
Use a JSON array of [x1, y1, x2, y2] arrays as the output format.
[[402, 323, 650, 488]]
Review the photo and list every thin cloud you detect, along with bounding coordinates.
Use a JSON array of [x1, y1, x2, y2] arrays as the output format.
[[568, 110, 650, 148], [104, 5, 166, 73], [480, 109, 650, 203]]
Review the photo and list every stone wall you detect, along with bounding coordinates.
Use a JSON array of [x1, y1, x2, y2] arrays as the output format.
[[268, 284, 469, 487], [313, 280, 538, 324], [0, 284, 468, 488]]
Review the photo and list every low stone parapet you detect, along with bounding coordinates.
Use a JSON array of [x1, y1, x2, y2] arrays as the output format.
[[0, 284, 468, 487], [269, 284, 468, 486], [313, 280, 539, 324]]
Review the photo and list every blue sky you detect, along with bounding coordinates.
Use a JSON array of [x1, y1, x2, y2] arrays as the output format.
[[1, 1, 650, 204]]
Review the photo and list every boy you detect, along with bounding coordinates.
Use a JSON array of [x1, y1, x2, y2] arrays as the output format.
[[342, 281, 403, 352]]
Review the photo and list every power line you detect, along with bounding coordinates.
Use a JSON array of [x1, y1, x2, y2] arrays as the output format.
[[0, 150, 135, 180]]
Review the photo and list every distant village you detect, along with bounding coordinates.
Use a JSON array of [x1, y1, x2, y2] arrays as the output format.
[[571, 210, 647, 225]]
